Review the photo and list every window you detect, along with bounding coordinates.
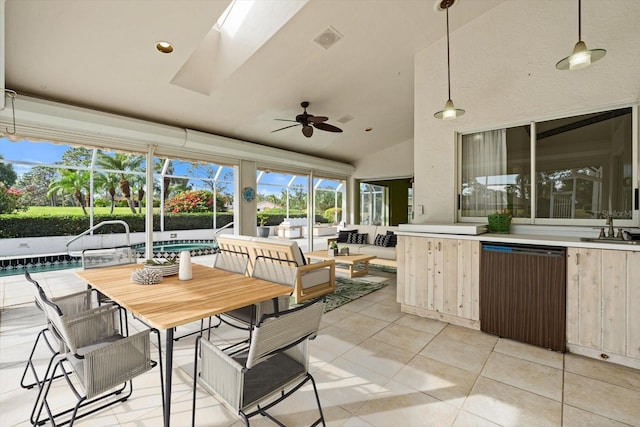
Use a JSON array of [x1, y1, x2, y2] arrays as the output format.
[[360, 183, 387, 225], [459, 106, 635, 224]]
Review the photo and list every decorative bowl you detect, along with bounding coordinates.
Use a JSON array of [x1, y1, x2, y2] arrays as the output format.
[[144, 259, 180, 276], [132, 268, 162, 285]]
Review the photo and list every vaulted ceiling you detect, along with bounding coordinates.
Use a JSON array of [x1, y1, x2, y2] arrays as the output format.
[[4, 0, 504, 164]]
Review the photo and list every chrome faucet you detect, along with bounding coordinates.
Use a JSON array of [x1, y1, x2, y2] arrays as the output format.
[[605, 213, 615, 238]]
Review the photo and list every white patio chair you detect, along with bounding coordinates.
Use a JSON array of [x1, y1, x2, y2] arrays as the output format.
[[30, 280, 154, 427], [80, 245, 166, 409], [20, 272, 99, 392], [191, 298, 326, 427], [172, 249, 252, 342]]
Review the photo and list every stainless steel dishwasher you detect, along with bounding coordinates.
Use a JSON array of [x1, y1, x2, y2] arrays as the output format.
[[479, 243, 566, 352]]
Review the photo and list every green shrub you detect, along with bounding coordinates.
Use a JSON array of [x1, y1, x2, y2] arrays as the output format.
[[0, 183, 27, 214], [323, 207, 341, 224], [166, 190, 213, 213], [0, 212, 234, 238], [93, 198, 108, 207]]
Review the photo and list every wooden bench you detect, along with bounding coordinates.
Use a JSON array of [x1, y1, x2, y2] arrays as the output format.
[[216, 235, 335, 304]]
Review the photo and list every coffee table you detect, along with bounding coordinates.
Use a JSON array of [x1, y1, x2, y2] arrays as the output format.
[[305, 250, 376, 278]]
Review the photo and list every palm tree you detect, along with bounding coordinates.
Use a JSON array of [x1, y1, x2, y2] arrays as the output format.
[[47, 169, 91, 215], [130, 174, 147, 214], [96, 152, 144, 213], [94, 172, 121, 214]]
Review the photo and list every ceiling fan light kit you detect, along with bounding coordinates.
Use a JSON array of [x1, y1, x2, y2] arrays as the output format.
[[272, 101, 343, 138], [556, 0, 606, 70], [434, 0, 464, 120]]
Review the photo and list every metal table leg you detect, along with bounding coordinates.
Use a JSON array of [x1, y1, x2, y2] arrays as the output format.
[[164, 328, 174, 427]]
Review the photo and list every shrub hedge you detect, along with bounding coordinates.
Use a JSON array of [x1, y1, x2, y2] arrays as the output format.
[[0, 212, 328, 238], [0, 213, 233, 238]]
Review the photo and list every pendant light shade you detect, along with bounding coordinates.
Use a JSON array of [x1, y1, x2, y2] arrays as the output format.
[[556, 0, 606, 70], [434, 0, 464, 120], [434, 99, 464, 120]]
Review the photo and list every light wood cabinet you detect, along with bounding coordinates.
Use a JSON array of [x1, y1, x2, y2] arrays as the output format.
[[566, 247, 640, 369], [397, 236, 480, 329]]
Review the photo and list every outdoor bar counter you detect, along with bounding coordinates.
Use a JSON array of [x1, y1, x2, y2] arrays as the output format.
[[395, 223, 640, 370]]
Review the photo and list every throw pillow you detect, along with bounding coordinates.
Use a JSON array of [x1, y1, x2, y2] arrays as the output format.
[[374, 234, 386, 246], [337, 229, 357, 243], [384, 230, 397, 247], [355, 233, 368, 244], [347, 232, 359, 244]]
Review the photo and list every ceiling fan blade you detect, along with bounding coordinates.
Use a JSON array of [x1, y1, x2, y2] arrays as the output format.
[[274, 118, 299, 123], [302, 125, 313, 138], [308, 115, 328, 123], [313, 122, 343, 133], [271, 123, 301, 133]]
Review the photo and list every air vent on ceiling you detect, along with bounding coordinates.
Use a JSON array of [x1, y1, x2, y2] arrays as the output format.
[[313, 26, 343, 50], [337, 115, 354, 124]]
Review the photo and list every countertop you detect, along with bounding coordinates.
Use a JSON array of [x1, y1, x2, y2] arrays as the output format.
[[395, 230, 640, 252]]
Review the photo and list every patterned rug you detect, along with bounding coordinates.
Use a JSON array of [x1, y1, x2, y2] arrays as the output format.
[[324, 276, 388, 312]]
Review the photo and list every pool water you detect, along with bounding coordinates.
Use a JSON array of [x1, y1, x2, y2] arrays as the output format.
[[0, 240, 218, 277], [131, 240, 219, 258], [147, 243, 216, 252]]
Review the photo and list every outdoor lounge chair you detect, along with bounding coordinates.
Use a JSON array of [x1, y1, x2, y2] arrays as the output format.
[[173, 249, 252, 341], [30, 279, 154, 426], [191, 298, 326, 427], [20, 272, 99, 392]]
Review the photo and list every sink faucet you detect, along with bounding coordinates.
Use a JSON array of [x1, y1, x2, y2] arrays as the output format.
[[605, 213, 615, 238]]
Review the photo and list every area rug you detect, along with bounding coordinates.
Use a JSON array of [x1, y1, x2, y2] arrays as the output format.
[[323, 276, 387, 312]]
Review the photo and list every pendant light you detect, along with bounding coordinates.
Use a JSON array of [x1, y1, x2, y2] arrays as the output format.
[[556, 0, 606, 70], [434, 0, 464, 120]]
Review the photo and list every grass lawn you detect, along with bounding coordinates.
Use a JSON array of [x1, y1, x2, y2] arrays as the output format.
[[17, 206, 150, 217]]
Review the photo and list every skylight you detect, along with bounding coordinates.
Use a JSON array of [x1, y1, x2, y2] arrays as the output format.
[[214, 0, 254, 37]]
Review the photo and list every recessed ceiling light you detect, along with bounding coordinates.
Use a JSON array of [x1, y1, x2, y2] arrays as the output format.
[[155, 41, 174, 54]]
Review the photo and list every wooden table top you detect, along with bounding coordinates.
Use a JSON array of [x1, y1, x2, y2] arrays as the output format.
[[76, 263, 292, 330], [305, 250, 376, 264]]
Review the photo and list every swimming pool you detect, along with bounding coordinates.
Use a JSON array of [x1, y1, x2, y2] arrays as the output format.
[[0, 240, 219, 277], [131, 240, 219, 258]]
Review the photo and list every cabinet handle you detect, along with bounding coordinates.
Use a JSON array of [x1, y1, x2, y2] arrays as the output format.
[[576, 253, 579, 265], [428, 241, 432, 250], [438, 242, 442, 251]]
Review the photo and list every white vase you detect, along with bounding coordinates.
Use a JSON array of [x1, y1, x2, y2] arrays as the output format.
[[178, 251, 192, 281]]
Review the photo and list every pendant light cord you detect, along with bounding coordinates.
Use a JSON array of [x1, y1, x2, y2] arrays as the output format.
[[446, 5, 451, 100], [577, 0, 582, 41]]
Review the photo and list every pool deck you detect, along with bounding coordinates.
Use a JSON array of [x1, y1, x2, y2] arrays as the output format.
[[0, 235, 331, 308]]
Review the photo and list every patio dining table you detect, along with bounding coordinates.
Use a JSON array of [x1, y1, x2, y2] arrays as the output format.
[[76, 262, 292, 427]]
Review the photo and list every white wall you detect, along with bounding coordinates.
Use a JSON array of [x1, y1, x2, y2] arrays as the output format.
[[353, 138, 414, 180], [414, 0, 640, 224]]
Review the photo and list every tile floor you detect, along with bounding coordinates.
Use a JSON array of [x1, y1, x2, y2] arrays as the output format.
[[1, 258, 639, 426]]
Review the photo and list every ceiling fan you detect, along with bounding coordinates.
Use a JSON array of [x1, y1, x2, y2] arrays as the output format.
[[271, 101, 343, 138]]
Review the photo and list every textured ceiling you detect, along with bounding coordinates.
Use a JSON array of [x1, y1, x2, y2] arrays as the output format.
[[4, 0, 504, 164]]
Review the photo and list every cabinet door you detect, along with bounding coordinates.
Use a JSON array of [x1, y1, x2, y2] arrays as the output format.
[[397, 236, 431, 308], [398, 236, 480, 327], [567, 247, 638, 364], [567, 247, 602, 349]]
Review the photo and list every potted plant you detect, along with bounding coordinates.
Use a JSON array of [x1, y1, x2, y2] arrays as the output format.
[[257, 212, 270, 237], [339, 246, 349, 256], [328, 240, 338, 256], [487, 209, 512, 233]]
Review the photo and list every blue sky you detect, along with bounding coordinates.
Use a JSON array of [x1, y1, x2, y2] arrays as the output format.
[[1, 137, 341, 191]]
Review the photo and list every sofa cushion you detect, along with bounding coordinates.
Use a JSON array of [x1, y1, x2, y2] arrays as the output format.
[[337, 229, 357, 243], [300, 269, 331, 290], [358, 245, 396, 260], [251, 237, 305, 266]]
